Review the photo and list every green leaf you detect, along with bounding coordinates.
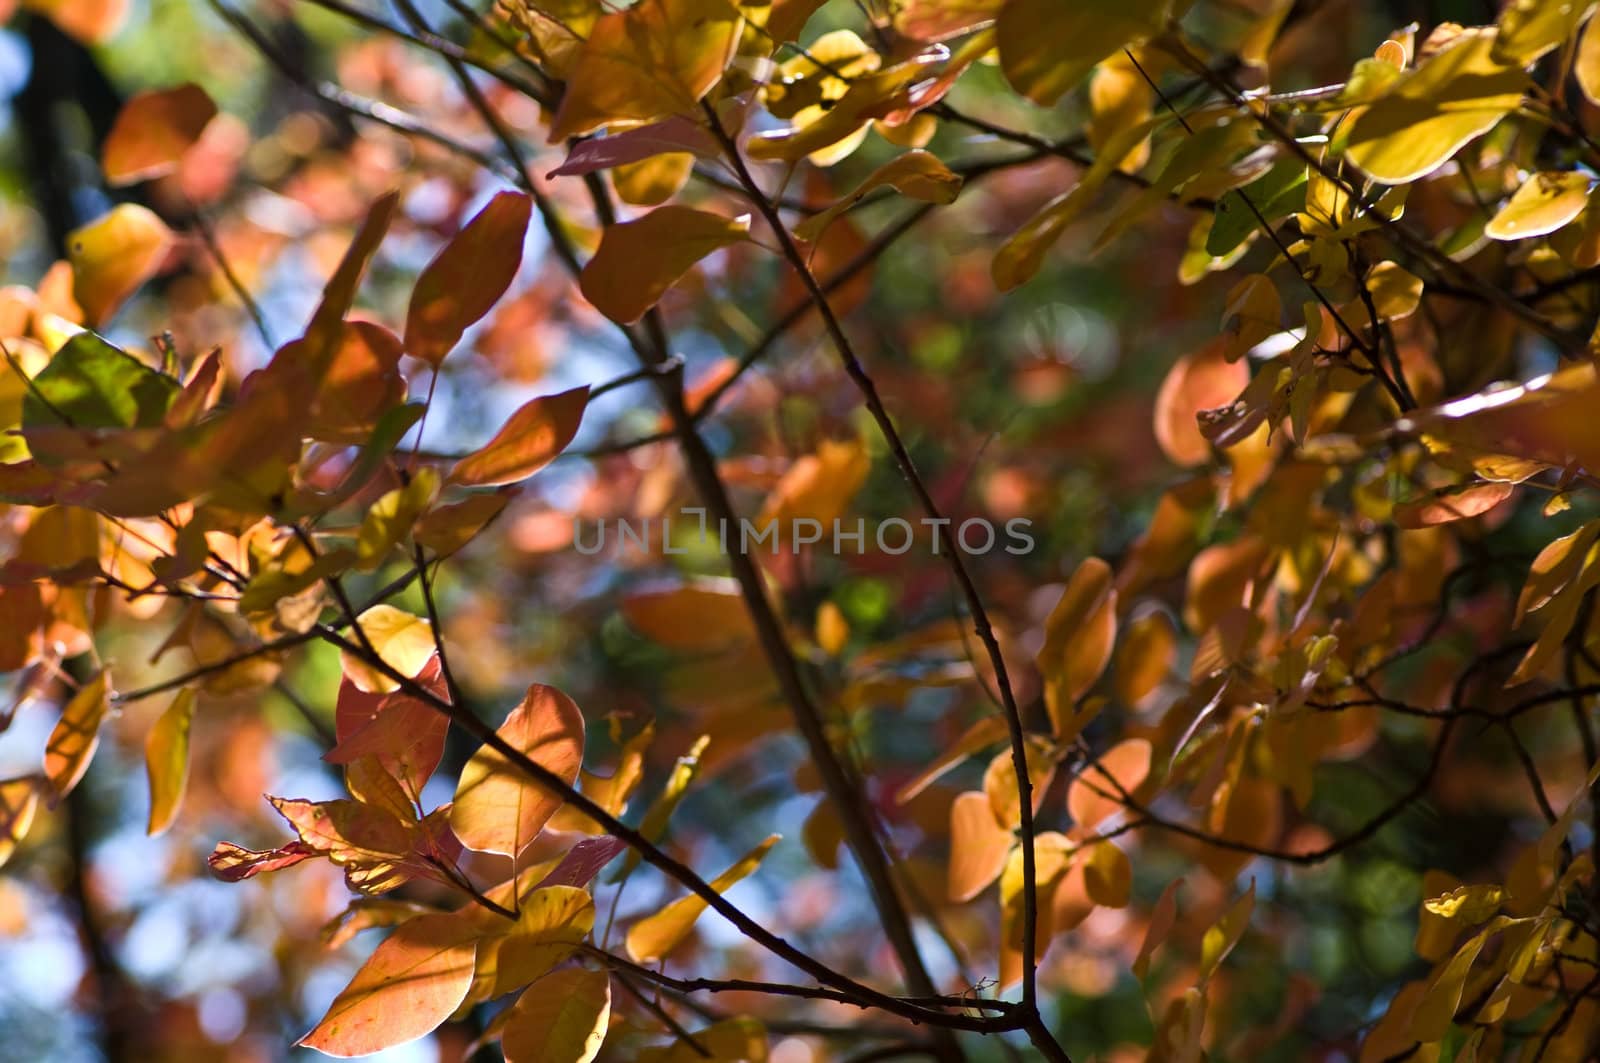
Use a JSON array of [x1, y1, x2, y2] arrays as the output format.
[[22, 332, 178, 432]]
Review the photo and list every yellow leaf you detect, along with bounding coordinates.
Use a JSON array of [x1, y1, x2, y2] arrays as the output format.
[[580, 207, 750, 325], [0, 777, 42, 869], [1495, 0, 1597, 64], [1198, 879, 1254, 982], [1220, 274, 1280, 361], [67, 204, 173, 326], [1423, 883, 1504, 925], [1364, 260, 1425, 320], [1114, 608, 1176, 705], [1578, 13, 1600, 104], [1036, 557, 1117, 738], [548, 0, 743, 142], [502, 967, 611, 1063], [483, 886, 595, 997], [637, 1016, 769, 1062], [626, 834, 778, 962], [614, 152, 695, 206], [992, 116, 1160, 289], [1409, 930, 1487, 1043], [45, 670, 110, 803], [339, 605, 437, 694], [617, 734, 710, 878], [1344, 32, 1526, 185], [1083, 840, 1132, 908], [746, 56, 935, 164], [758, 438, 870, 548], [996, 0, 1170, 106], [1486, 171, 1593, 240], [795, 151, 964, 243], [815, 601, 850, 655], [357, 468, 439, 570], [144, 688, 196, 835], [451, 685, 586, 856]]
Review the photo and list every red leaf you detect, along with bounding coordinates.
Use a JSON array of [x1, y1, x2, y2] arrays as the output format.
[[535, 836, 628, 890], [327, 656, 450, 801], [207, 840, 317, 882], [450, 684, 585, 856]]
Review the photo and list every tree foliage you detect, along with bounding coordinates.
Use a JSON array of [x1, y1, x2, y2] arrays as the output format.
[[8, 0, 1600, 1060]]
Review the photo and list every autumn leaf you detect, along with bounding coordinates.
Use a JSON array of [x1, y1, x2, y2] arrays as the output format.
[[144, 688, 196, 835], [501, 966, 611, 1063], [626, 834, 778, 962], [300, 911, 478, 1056], [996, 0, 1170, 106], [795, 151, 964, 242], [1036, 557, 1117, 738], [0, 777, 42, 869], [447, 386, 589, 487], [1067, 738, 1151, 829], [450, 684, 585, 856], [1485, 171, 1592, 241], [947, 790, 1012, 901], [44, 669, 110, 803], [481, 885, 594, 997], [1344, 33, 1526, 185], [579, 207, 750, 325], [339, 605, 437, 694], [548, 0, 743, 142], [102, 83, 218, 185], [326, 655, 450, 803], [405, 192, 532, 367], [67, 204, 173, 326]]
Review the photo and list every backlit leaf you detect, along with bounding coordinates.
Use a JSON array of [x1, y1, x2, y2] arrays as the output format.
[[44, 670, 109, 803], [102, 83, 217, 185], [484, 885, 594, 996], [502, 967, 611, 1063], [1068, 737, 1151, 829], [548, 0, 743, 142], [339, 605, 437, 694], [450, 684, 585, 856], [1199, 879, 1254, 982], [795, 150, 963, 243], [947, 790, 1013, 901], [144, 688, 196, 835], [447, 386, 589, 487], [1036, 557, 1117, 738], [626, 834, 778, 962], [996, 0, 1170, 106], [0, 777, 42, 869], [22, 331, 178, 433], [299, 912, 478, 1057], [580, 207, 750, 325], [67, 204, 173, 326], [405, 192, 532, 367], [1485, 171, 1592, 241], [1344, 32, 1525, 184]]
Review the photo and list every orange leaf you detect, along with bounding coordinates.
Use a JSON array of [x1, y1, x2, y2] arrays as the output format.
[[1153, 338, 1250, 467], [299, 912, 478, 1057], [947, 790, 1012, 902], [1036, 557, 1117, 738], [1067, 737, 1151, 829], [1394, 481, 1514, 528], [579, 207, 750, 324], [447, 386, 589, 487], [450, 684, 585, 856], [405, 192, 532, 367], [548, 0, 743, 142], [102, 83, 218, 185]]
